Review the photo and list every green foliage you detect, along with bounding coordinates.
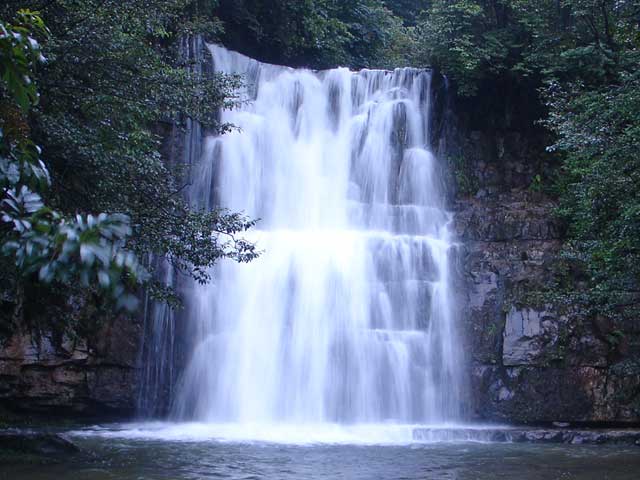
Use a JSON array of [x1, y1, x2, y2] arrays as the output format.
[[529, 173, 543, 192], [1, 12, 146, 313], [413, 0, 487, 94], [411, 0, 564, 95], [448, 153, 479, 196], [545, 14, 640, 322], [384, 0, 428, 26], [547, 2, 639, 321], [412, 0, 640, 326], [217, 0, 411, 68], [1, 1, 259, 333], [0, 9, 47, 111]]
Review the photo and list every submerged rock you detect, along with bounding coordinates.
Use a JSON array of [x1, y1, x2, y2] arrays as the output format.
[[0, 431, 79, 456]]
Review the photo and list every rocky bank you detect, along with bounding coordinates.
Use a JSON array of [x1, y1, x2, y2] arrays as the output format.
[[0, 315, 140, 418], [450, 122, 640, 424]]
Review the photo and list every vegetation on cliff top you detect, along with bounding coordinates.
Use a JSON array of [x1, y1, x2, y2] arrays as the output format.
[[0, 1, 258, 337], [404, 1, 639, 330], [1, 0, 638, 336]]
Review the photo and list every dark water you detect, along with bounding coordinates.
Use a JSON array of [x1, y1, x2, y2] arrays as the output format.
[[2, 433, 640, 480]]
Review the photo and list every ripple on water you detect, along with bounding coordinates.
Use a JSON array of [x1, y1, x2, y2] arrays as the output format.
[[4, 430, 640, 480]]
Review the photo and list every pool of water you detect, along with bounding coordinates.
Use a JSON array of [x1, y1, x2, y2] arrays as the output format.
[[2, 423, 639, 480]]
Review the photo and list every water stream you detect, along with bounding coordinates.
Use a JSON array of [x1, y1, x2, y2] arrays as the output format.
[[6, 429, 640, 480], [160, 45, 464, 435]]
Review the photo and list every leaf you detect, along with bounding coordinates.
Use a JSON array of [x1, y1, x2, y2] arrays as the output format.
[[98, 270, 111, 288], [116, 293, 139, 312], [79, 243, 95, 265]]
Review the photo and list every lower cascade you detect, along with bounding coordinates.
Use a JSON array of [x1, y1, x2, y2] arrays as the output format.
[[170, 45, 464, 428]]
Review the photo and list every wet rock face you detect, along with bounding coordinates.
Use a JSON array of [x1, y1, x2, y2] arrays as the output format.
[[411, 426, 640, 445], [0, 315, 140, 417], [503, 307, 559, 366], [451, 126, 640, 425]]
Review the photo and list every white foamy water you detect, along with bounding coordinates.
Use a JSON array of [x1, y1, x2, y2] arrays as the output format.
[[161, 45, 463, 438], [70, 422, 418, 445], [70, 422, 507, 446]]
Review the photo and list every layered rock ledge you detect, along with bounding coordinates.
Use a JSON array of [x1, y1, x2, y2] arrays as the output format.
[[0, 316, 140, 417], [450, 126, 640, 424], [412, 427, 640, 445]]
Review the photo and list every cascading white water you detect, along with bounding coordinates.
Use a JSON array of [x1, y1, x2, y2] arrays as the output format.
[[172, 45, 463, 429]]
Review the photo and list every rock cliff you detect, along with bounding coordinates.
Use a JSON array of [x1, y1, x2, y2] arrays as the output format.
[[448, 104, 640, 424], [0, 314, 140, 418]]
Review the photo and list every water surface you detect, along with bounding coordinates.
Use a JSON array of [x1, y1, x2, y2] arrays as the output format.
[[3, 423, 639, 480]]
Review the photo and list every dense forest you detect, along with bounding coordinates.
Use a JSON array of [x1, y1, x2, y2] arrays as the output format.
[[1, 0, 638, 340]]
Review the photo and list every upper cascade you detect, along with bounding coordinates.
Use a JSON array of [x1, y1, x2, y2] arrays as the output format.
[[172, 44, 463, 425]]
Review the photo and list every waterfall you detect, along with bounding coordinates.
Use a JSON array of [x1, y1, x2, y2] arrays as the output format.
[[137, 36, 211, 416], [170, 45, 463, 426]]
